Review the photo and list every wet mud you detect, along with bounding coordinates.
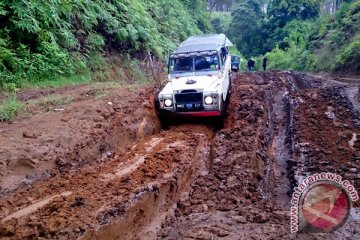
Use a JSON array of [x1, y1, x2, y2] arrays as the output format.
[[0, 72, 359, 239], [0, 85, 160, 192]]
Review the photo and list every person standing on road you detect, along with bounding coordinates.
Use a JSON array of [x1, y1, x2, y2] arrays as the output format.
[[262, 55, 268, 71], [247, 59, 255, 72]]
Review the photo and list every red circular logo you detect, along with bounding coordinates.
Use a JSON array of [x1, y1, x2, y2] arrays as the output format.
[[300, 182, 351, 232]]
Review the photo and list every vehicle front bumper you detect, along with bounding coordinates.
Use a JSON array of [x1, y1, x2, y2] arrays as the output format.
[[159, 109, 222, 118]]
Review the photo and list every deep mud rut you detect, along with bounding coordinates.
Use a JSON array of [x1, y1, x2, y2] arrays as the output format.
[[1, 72, 359, 239]]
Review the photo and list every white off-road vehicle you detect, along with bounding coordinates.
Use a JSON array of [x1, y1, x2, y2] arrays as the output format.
[[157, 34, 235, 121]]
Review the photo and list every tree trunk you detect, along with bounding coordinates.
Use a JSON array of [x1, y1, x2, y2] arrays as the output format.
[[335, 0, 341, 12]]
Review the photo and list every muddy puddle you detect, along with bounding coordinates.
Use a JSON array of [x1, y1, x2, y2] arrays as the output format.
[[1, 72, 359, 239]]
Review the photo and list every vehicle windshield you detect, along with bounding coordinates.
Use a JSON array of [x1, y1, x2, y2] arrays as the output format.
[[169, 54, 219, 74]]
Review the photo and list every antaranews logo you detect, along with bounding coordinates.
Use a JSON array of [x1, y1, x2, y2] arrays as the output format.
[[290, 172, 359, 233]]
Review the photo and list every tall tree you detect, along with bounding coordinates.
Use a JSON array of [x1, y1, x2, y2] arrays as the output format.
[[265, 0, 322, 50], [208, 0, 235, 13], [267, 0, 322, 27], [182, 0, 212, 32], [227, 0, 265, 57], [211, 18, 223, 33]]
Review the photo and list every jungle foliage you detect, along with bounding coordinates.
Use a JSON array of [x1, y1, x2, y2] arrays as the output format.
[[1, 0, 358, 89], [227, 0, 265, 57], [225, 0, 360, 74], [265, 0, 360, 73], [0, 0, 210, 89]]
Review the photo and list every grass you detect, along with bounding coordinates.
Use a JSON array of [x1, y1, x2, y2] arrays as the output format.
[[29, 95, 74, 111], [0, 97, 22, 122], [2, 55, 153, 93], [91, 81, 121, 90], [20, 72, 91, 90], [0, 56, 155, 121], [94, 91, 107, 99], [128, 85, 139, 92]]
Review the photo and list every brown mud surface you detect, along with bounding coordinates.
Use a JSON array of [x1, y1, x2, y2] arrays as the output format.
[[1, 72, 359, 239], [0, 83, 160, 192]]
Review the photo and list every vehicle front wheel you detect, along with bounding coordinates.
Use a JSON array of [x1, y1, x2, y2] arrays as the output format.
[[214, 97, 227, 129], [158, 114, 170, 129], [214, 115, 225, 129], [220, 93, 229, 116]]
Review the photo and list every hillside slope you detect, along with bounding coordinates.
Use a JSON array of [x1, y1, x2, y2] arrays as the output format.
[[0, 0, 210, 89]]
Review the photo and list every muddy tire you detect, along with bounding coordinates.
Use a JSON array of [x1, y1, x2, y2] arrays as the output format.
[[159, 114, 170, 129], [154, 97, 169, 129], [214, 97, 227, 128], [154, 96, 160, 116], [214, 115, 225, 129]]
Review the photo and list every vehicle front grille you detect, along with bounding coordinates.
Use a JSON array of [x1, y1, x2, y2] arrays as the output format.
[[175, 92, 203, 103], [181, 90, 197, 93]]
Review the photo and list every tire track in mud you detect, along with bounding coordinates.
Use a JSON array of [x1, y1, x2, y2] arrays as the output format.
[[0, 124, 216, 239], [158, 72, 292, 240], [1, 72, 360, 239], [285, 75, 360, 239], [157, 72, 360, 240]]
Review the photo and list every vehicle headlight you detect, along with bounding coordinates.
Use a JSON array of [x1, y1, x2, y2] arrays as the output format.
[[164, 99, 173, 107], [204, 96, 213, 105]]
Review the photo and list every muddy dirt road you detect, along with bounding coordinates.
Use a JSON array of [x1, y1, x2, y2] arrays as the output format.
[[0, 72, 359, 239]]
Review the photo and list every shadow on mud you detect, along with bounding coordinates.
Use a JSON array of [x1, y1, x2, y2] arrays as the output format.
[[161, 117, 225, 132]]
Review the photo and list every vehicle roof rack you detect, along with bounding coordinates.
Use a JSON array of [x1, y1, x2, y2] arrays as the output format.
[[172, 34, 233, 55]]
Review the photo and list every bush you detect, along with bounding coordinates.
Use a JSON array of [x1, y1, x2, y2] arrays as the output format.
[[262, 0, 360, 74], [0, 0, 210, 90], [334, 34, 360, 72], [0, 97, 22, 122]]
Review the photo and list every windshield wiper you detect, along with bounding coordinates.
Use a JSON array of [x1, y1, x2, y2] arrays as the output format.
[[172, 71, 193, 74], [196, 68, 218, 72]]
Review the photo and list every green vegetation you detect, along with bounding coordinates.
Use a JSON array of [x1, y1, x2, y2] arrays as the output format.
[[226, 0, 359, 74], [30, 96, 74, 111], [0, 97, 22, 122], [334, 34, 360, 72], [265, 0, 360, 73], [1, 0, 358, 95], [94, 91, 107, 99], [265, 0, 322, 51], [210, 12, 232, 33], [20, 73, 91, 90], [0, 0, 210, 90], [227, 0, 321, 58], [228, 0, 265, 57], [91, 81, 122, 90]]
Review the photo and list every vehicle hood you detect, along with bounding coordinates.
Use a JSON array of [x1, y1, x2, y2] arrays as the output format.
[[170, 75, 220, 92]]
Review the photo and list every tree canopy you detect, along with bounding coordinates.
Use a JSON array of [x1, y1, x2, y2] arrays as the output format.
[[0, 0, 211, 88], [1, 0, 359, 89], [228, 0, 265, 58]]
